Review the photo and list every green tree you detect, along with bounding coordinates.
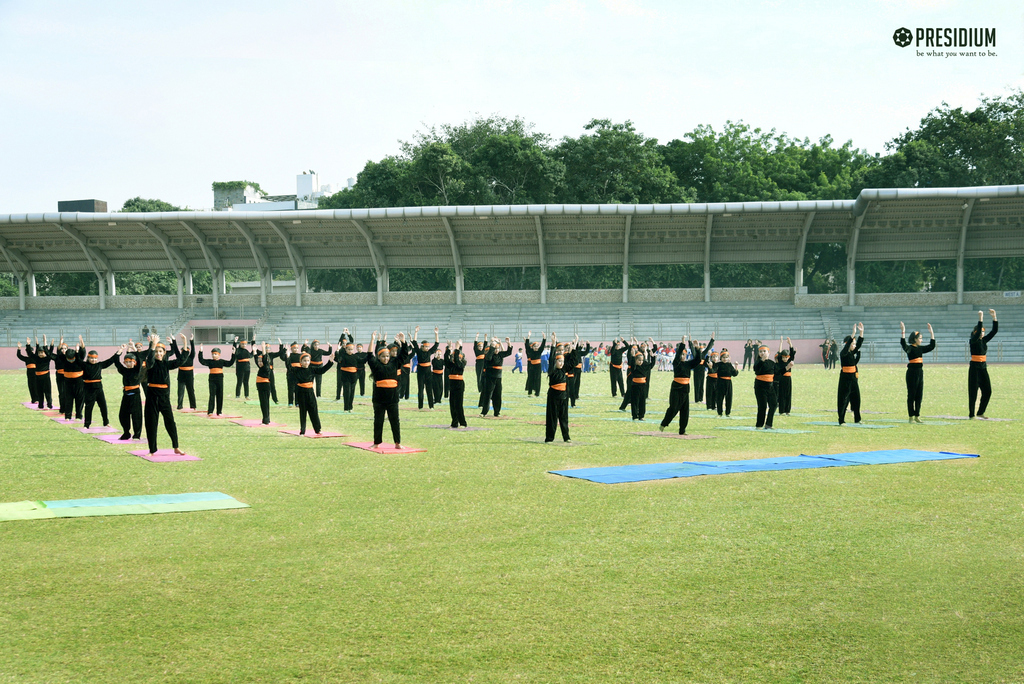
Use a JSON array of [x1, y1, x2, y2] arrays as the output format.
[[554, 120, 690, 204], [119, 197, 184, 212], [864, 90, 1024, 189]]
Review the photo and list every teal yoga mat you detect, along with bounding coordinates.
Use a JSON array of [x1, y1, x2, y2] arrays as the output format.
[[1, 492, 248, 521], [550, 449, 978, 484]]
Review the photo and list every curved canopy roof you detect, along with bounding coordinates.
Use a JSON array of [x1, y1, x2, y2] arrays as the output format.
[[0, 185, 1021, 276]]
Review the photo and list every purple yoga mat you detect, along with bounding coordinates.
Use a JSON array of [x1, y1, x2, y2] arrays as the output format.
[[93, 433, 147, 445], [77, 426, 119, 434], [130, 449, 201, 462], [278, 428, 348, 438], [424, 425, 491, 431], [632, 431, 717, 440], [230, 419, 288, 428]]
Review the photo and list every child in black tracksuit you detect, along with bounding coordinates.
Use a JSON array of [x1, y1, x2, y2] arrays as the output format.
[[774, 337, 796, 416], [837, 323, 865, 425], [444, 342, 468, 428], [659, 335, 712, 435], [254, 345, 274, 424], [198, 345, 235, 416], [752, 344, 778, 429], [113, 348, 143, 440], [968, 309, 997, 419], [900, 323, 935, 422], [713, 349, 740, 417], [367, 332, 410, 448], [545, 342, 571, 443], [176, 336, 197, 410], [293, 352, 334, 435]]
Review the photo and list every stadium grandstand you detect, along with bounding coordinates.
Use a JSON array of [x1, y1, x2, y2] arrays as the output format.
[[1, 183, 1023, 366]]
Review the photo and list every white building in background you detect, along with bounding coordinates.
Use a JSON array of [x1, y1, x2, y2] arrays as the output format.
[[220, 172, 349, 211]]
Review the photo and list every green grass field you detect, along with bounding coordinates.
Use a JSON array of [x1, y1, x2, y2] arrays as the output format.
[[1, 365, 1023, 683]]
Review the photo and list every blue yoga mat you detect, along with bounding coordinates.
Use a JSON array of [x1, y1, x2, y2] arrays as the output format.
[[43, 492, 234, 509], [550, 449, 978, 484]]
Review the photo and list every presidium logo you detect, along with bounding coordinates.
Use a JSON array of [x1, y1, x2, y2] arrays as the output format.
[[893, 26, 998, 57]]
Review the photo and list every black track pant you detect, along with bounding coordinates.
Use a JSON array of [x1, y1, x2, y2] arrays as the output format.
[[661, 381, 691, 434], [340, 372, 357, 411], [313, 366, 324, 397], [64, 379, 84, 420], [478, 374, 491, 408], [296, 387, 321, 434], [443, 371, 449, 398], [25, 369, 38, 404], [431, 373, 443, 405], [119, 390, 142, 438], [287, 371, 297, 406], [357, 369, 365, 396], [692, 369, 705, 403], [570, 369, 582, 406], [177, 374, 196, 409], [776, 376, 792, 414], [207, 374, 225, 415], [968, 362, 992, 417], [336, 368, 345, 400], [905, 365, 924, 417], [545, 388, 570, 442], [55, 373, 66, 411], [715, 379, 733, 416], [755, 379, 777, 428], [704, 378, 717, 411], [837, 373, 861, 424], [526, 365, 542, 396], [268, 370, 279, 403], [235, 364, 250, 398], [400, 369, 410, 399], [83, 384, 108, 428], [449, 379, 466, 427], [144, 387, 178, 453], [629, 380, 648, 420], [373, 399, 401, 445], [475, 364, 484, 394], [35, 373, 52, 409], [257, 382, 272, 424], [417, 370, 434, 409], [481, 375, 503, 416], [610, 365, 625, 397]]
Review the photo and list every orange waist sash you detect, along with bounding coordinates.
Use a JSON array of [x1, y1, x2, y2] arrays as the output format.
[[971, 355, 986, 362], [178, 366, 194, 371], [84, 379, 102, 383], [632, 377, 647, 384], [448, 374, 464, 381], [236, 358, 250, 362], [550, 382, 566, 391], [375, 379, 398, 388], [256, 377, 269, 383], [841, 366, 858, 374], [908, 358, 923, 364], [707, 373, 718, 379], [529, 359, 540, 364], [209, 368, 223, 374], [35, 370, 50, 375], [64, 371, 84, 379], [148, 383, 169, 389], [340, 366, 357, 373], [673, 377, 690, 384], [783, 372, 792, 377], [297, 382, 314, 389], [123, 385, 140, 391], [755, 374, 774, 382]]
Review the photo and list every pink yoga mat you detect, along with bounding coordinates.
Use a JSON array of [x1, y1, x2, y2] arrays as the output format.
[[207, 414, 243, 419], [344, 442, 426, 454], [278, 428, 348, 438], [632, 431, 717, 440], [50, 416, 81, 424], [131, 449, 201, 462], [230, 419, 288, 428], [424, 425, 491, 431], [177, 408, 204, 413], [22, 401, 53, 410], [93, 433, 146, 445], [476, 415, 515, 420], [77, 426, 119, 434]]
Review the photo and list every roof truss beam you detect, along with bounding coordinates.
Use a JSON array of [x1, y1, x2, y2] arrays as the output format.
[[440, 217, 463, 305]]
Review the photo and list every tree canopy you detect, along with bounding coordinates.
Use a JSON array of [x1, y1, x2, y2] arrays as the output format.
[[16, 92, 1023, 298]]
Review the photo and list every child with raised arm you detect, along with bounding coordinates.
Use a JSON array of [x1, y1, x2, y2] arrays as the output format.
[[367, 331, 409, 449], [837, 322, 865, 425], [545, 333, 571, 443], [900, 321, 935, 423], [774, 337, 796, 416], [198, 343, 235, 416], [444, 340, 468, 428], [112, 343, 143, 440], [293, 351, 334, 435], [968, 309, 997, 419], [144, 335, 186, 455]]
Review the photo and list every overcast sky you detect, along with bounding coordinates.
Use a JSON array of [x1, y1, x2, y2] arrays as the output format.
[[0, 0, 1021, 213]]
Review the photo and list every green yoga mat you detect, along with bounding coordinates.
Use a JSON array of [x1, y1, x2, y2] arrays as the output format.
[[0, 493, 248, 521]]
